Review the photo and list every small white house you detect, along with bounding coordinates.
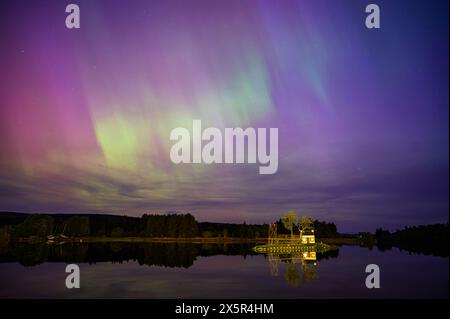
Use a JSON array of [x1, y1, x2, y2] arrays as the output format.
[[300, 229, 315, 244]]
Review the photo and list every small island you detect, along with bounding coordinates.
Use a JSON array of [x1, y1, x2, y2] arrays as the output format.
[[253, 212, 337, 254]]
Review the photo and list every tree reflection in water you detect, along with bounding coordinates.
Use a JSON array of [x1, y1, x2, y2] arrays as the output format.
[[0, 242, 340, 287], [267, 250, 339, 287], [0, 242, 261, 268]]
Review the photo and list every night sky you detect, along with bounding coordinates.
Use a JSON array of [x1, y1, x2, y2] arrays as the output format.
[[0, 0, 448, 232]]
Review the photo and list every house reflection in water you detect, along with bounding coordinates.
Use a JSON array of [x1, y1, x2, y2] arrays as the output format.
[[268, 251, 318, 287]]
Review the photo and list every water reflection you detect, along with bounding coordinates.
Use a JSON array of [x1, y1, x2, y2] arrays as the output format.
[[0, 243, 447, 298], [0, 242, 261, 268], [266, 250, 339, 286], [0, 242, 342, 294], [0, 242, 342, 285]]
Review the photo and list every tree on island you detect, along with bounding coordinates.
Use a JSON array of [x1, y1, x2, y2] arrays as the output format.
[[281, 212, 316, 238], [298, 216, 314, 232], [282, 211, 298, 237]]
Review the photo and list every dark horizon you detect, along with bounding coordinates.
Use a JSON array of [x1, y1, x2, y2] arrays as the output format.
[[0, 210, 448, 234]]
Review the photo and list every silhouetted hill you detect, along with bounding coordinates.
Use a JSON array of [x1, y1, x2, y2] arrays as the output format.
[[375, 223, 449, 257]]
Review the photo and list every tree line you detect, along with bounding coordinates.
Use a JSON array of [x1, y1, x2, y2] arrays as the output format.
[[375, 223, 448, 257], [0, 213, 200, 241], [0, 212, 339, 242], [0, 212, 447, 258]]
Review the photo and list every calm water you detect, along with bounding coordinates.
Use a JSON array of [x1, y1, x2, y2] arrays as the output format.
[[0, 243, 447, 298]]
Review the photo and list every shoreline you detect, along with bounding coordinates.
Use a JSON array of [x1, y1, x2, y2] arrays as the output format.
[[80, 236, 268, 244], [10, 235, 365, 246], [45, 236, 364, 245]]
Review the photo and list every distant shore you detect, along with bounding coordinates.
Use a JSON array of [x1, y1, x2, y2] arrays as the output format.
[[46, 236, 363, 245], [320, 237, 368, 245], [75, 236, 268, 244]]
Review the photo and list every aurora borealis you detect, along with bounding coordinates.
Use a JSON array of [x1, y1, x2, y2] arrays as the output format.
[[0, 0, 448, 231]]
